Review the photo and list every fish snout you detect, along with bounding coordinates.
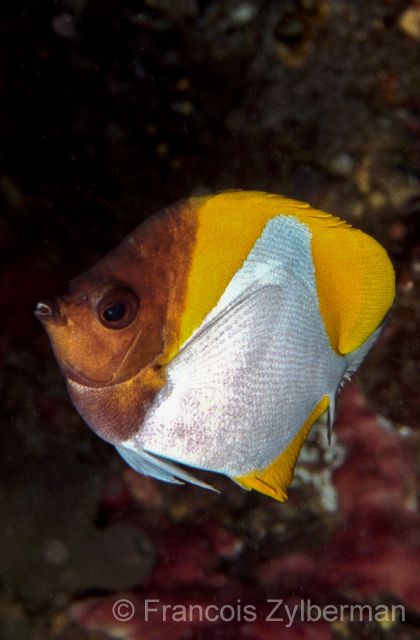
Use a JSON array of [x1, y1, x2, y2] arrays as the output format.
[[35, 298, 66, 325]]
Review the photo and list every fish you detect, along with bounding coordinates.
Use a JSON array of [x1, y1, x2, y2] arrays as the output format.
[[35, 191, 395, 501]]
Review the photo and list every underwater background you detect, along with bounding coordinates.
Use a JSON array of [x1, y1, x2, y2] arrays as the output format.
[[1, 0, 420, 638]]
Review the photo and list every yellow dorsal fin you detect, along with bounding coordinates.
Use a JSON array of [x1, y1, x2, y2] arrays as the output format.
[[235, 396, 330, 501], [180, 191, 395, 355], [292, 210, 395, 354]]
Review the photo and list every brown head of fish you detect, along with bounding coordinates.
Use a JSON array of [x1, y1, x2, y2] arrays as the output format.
[[35, 202, 196, 444]]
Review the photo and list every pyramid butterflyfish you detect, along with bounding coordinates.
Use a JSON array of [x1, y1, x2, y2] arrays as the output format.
[[36, 191, 395, 501]]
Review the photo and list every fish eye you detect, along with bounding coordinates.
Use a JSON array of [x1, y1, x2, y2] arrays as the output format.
[[97, 288, 139, 330]]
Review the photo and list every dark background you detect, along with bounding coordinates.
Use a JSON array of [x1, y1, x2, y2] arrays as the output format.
[[1, 1, 420, 639]]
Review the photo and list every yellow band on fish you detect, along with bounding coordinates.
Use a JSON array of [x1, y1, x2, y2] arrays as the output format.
[[179, 191, 394, 355], [235, 395, 330, 501]]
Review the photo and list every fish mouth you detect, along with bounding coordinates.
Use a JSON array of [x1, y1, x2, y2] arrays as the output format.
[[35, 299, 67, 326]]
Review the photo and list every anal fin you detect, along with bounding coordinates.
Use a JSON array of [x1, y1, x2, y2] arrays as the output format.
[[235, 396, 330, 501]]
